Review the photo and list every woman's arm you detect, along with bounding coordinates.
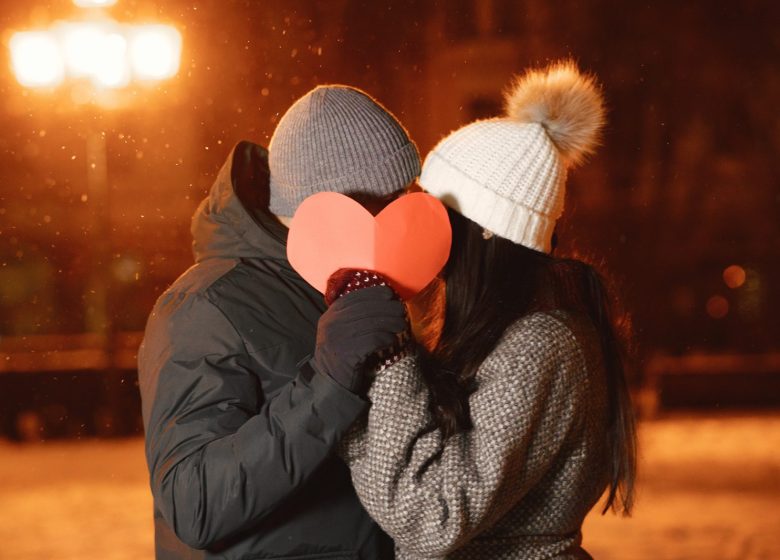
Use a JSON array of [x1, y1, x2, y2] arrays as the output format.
[[343, 312, 590, 557]]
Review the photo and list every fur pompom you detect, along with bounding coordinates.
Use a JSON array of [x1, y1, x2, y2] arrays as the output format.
[[504, 60, 605, 167]]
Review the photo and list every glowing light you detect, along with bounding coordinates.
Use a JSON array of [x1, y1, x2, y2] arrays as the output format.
[[58, 23, 129, 88], [706, 295, 729, 319], [723, 265, 746, 289], [60, 23, 105, 77], [94, 33, 130, 87], [129, 25, 182, 80], [10, 21, 180, 92], [73, 0, 118, 6], [9, 32, 65, 88]]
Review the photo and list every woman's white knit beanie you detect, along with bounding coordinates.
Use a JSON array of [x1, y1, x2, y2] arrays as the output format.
[[419, 61, 606, 253]]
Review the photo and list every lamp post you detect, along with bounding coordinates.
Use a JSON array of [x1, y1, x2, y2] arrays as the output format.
[[9, 1, 181, 433], [9, 2, 181, 338]]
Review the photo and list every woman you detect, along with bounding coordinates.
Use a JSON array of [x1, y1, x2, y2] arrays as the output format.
[[316, 61, 637, 559]]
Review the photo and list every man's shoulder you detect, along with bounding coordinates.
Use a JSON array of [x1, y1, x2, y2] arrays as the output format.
[[154, 257, 272, 314], [164, 258, 241, 298], [149, 256, 322, 353], [164, 257, 303, 301], [143, 258, 243, 341], [206, 259, 326, 354]]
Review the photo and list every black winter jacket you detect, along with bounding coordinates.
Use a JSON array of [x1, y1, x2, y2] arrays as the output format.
[[138, 141, 394, 559]]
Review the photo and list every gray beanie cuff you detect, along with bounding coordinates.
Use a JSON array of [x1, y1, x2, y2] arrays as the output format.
[[269, 142, 420, 216], [268, 85, 421, 217]]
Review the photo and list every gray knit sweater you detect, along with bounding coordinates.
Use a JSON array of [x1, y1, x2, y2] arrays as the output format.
[[342, 311, 610, 559]]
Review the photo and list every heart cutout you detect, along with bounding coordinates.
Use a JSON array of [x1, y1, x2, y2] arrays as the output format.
[[287, 192, 452, 300]]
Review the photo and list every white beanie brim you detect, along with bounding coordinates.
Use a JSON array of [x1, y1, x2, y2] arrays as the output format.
[[420, 151, 556, 253]]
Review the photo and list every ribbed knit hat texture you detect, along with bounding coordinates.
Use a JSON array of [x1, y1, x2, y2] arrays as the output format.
[[268, 85, 421, 216], [419, 61, 606, 253]]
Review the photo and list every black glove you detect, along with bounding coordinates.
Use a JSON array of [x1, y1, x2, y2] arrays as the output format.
[[310, 285, 408, 394]]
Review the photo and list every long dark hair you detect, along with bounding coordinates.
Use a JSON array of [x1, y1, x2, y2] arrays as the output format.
[[417, 208, 637, 515]]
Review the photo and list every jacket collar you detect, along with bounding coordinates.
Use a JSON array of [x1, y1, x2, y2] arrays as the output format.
[[191, 141, 289, 263]]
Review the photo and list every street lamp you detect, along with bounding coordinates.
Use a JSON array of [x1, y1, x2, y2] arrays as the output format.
[[8, 1, 182, 435], [10, 20, 181, 92], [8, 5, 181, 349]]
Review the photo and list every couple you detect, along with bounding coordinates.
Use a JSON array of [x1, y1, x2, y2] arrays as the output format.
[[138, 61, 636, 560]]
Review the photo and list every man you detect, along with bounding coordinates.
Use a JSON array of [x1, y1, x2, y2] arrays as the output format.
[[138, 85, 419, 559]]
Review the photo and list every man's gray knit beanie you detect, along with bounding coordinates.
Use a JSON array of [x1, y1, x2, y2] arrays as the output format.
[[268, 85, 421, 216]]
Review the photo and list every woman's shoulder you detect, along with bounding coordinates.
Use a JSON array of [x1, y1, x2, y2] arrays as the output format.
[[469, 311, 599, 419], [485, 311, 596, 376], [502, 310, 590, 349]]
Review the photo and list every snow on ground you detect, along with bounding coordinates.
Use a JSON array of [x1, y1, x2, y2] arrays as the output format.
[[583, 413, 780, 560], [1, 413, 779, 559]]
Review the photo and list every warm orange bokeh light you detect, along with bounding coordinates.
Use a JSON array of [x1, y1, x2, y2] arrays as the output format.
[[706, 295, 729, 319], [128, 25, 182, 81], [9, 32, 65, 88], [723, 265, 747, 289], [9, 22, 181, 91], [59, 22, 131, 88]]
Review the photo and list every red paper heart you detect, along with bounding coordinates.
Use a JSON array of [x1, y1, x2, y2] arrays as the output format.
[[287, 192, 452, 300]]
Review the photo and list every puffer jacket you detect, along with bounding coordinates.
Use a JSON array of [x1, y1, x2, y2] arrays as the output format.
[[138, 141, 394, 559]]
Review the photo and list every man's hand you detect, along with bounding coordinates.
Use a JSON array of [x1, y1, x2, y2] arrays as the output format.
[[311, 285, 408, 394]]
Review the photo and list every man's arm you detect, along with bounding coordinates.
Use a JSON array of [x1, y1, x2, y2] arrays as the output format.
[[139, 290, 367, 549]]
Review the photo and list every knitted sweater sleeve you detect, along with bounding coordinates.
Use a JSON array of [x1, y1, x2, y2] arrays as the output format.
[[341, 313, 590, 557]]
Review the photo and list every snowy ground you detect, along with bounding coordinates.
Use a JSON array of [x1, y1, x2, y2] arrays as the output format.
[[1, 413, 779, 560]]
